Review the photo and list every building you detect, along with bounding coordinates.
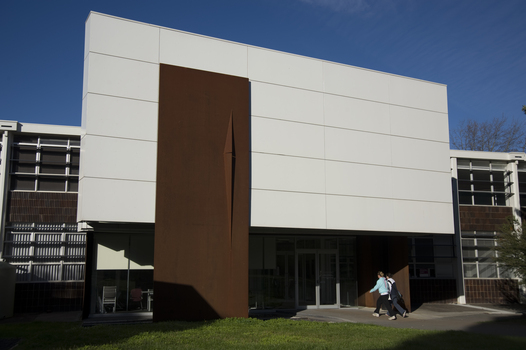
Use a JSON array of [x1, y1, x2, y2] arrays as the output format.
[[0, 121, 83, 313], [450, 150, 524, 304], [0, 12, 521, 321], [78, 12, 453, 321]]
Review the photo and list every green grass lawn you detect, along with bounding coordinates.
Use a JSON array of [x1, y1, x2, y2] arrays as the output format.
[[1, 318, 525, 350]]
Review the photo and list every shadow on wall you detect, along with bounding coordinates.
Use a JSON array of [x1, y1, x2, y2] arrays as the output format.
[[497, 279, 521, 303], [153, 282, 221, 322]]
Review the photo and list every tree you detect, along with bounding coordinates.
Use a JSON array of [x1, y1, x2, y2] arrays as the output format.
[[450, 116, 526, 152], [494, 217, 526, 285]]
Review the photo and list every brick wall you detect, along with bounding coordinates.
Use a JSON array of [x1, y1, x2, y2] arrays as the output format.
[[410, 279, 457, 304], [459, 206, 512, 231], [6, 192, 77, 223], [465, 279, 519, 304]]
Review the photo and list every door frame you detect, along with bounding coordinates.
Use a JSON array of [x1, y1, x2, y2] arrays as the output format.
[[295, 248, 339, 309]]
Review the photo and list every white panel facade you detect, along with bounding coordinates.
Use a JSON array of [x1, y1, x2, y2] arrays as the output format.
[[326, 195, 395, 232], [248, 47, 324, 91], [325, 162, 393, 199], [323, 62, 390, 103], [251, 82, 325, 125], [85, 13, 160, 63], [250, 190, 326, 229], [84, 53, 159, 102], [80, 12, 453, 234], [79, 177, 156, 223], [389, 105, 449, 142], [82, 94, 158, 141], [324, 127, 392, 166], [251, 153, 325, 194], [250, 117, 325, 159], [160, 29, 248, 78], [323, 94, 391, 134], [388, 75, 448, 113], [81, 135, 157, 182], [391, 137, 451, 172]]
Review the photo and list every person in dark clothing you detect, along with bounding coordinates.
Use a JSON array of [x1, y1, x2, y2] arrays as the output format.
[[385, 272, 407, 318]]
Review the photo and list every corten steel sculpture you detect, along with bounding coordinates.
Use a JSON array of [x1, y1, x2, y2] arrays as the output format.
[[154, 64, 250, 321]]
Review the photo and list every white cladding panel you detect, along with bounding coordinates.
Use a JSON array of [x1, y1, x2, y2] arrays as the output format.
[[251, 153, 325, 194], [82, 94, 158, 142], [325, 162, 393, 199], [389, 75, 448, 114], [323, 62, 390, 103], [251, 117, 325, 159], [326, 195, 395, 232], [389, 105, 449, 142], [79, 177, 156, 223], [250, 190, 326, 229], [81, 135, 157, 182], [81, 13, 453, 234], [85, 14, 159, 63], [324, 127, 392, 166], [85, 53, 159, 102], [160, 29, 248, 77], [323, 94, 391, 134], [248, 47, 324, 91], [251, 82, 325, 125], [391, 137, 451, 172]]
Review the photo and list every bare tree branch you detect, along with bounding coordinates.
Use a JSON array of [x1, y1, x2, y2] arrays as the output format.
[[450, 116, 526, 152]]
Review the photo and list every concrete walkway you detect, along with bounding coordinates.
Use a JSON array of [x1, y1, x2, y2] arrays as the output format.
[[289, 303, 526, 337]]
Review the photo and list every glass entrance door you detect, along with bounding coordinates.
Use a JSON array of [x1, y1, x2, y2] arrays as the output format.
[[297, 250, 338, 308]]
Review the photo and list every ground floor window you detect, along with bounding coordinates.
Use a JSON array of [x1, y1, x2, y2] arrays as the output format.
[[407, 235, 455, 279], [461, 231, 511, 279], [91, 232, 154, 314], [248, 236, 357, 309]]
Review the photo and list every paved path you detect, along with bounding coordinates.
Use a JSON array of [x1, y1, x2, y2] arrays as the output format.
[[291, 304, 526, 337]]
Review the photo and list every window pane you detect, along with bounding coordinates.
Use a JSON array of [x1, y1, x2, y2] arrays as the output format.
[[473, 180, 491, 191], [495, 193, 506, 206], [479, 264, 497, 278], [472, 160, 490, 169], [459, 192, 472, 204], [457, 159, 470, 168], [70, 150, 80, 165], [38, 178, 65, 191], [472, 170, 490, 182], [458, 180, 471, 191], [458, 169, 471, 181], [473, 193, 492, 205], [40, 149, 67, 164], [491, 162, 507, 171], [40, 138, 68, 146], [12, 147, 37, 161], [464, 264, 477, 278], [40, 164, 66, 174], [67, 178, 78, 192], [11, 176, 35, 190], [11, 162, 35, 173]]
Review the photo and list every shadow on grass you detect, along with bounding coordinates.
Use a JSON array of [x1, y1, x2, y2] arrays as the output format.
[[390, 329, 526, 350]]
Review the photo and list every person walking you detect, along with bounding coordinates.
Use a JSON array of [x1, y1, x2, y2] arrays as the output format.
[[386, 272, 407, 318], [369, 271, 396, 320]]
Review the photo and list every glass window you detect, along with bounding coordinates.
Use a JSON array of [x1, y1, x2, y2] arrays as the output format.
[[38, 177, 66, 191], [461, 232, 504, 279]]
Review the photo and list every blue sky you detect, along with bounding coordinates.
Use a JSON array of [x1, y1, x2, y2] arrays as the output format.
[[1, 0, 525, 132]]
